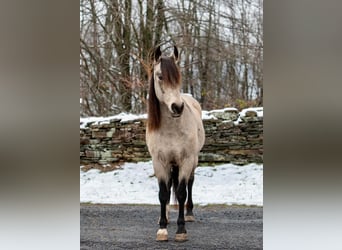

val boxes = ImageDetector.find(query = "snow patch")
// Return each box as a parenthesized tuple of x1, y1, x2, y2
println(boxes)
(240, 107, 263, 117)
(80, 113, 147, 129)
(80, 162, 263, 206)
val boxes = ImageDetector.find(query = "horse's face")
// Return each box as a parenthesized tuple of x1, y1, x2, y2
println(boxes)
(153, 46, 184, 117)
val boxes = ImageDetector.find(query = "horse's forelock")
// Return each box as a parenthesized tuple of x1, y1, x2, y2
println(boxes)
(160, 57, 181, 87)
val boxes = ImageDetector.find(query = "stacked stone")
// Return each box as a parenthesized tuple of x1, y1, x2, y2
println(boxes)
(80, 118, 149, 165)
(80, 109, 263, 166)
(201, 116, 263, 165)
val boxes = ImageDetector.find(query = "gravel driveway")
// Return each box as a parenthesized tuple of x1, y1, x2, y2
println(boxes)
(81, 204, 262, 249)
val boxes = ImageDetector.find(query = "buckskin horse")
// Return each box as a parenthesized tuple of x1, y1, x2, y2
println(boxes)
(146, 45, 205, 242)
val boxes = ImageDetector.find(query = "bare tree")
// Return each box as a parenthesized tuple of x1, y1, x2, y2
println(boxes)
(80, 0, 263, 116)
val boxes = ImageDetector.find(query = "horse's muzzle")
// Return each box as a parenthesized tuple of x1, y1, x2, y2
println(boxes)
(171, 102, 184, 117)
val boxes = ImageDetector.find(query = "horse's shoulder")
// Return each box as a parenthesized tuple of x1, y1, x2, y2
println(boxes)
(181, 94, 202, 117)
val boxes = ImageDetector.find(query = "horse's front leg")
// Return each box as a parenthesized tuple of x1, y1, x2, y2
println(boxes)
(156, 180, 169, 241)
(185, 171, 195, 222)
(175, 178, 188, 242)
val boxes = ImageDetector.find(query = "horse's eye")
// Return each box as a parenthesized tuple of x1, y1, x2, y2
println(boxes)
(158, 75, 163, 81)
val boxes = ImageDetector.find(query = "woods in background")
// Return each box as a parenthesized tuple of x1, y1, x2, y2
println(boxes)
(80, 0, 263, 116)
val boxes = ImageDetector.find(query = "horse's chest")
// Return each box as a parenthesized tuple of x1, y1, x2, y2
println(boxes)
(157, 130, 192, 147)
(148, 131, 193, 162)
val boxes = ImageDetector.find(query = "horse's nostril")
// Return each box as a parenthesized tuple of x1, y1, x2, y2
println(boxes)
(171, 102, 184, 115)
(171, 103, 178, 114)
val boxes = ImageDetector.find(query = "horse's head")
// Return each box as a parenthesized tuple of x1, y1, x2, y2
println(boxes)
(153, 46, 184, 117)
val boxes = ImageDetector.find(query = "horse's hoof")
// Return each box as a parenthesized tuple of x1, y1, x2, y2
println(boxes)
(175, 233, 188, 242)
(156, 229, 168, 241)
(185, 215, 195, 222)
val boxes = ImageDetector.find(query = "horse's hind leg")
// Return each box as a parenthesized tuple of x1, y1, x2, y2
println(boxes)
(175, 178, 188, 242)
(156, 180, 169, 241)
(185, 171, 195, 222)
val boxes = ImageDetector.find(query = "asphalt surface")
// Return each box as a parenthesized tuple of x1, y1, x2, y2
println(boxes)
(80, 204, 263, 249)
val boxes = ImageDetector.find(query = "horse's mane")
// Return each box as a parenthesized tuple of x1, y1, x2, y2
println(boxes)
(147, 71, 161, 131)
(147, 57, 181, 131)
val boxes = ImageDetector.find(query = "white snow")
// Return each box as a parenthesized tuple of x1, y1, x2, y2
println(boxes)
(80, 112, 147, 129)
(80, 162, 263, 206)
(202, 107, 240, 120)
(80, 107, 263, 128)
(240, 107, 263, 117)
(201, 111, 217, 120)
(234, 107, 263, 125)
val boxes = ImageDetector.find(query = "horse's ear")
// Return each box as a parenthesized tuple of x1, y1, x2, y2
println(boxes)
(154, 46, 162, 62)
(173, 46, 179, 62)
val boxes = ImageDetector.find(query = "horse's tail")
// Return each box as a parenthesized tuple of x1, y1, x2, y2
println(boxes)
(170, 164, 179, 205)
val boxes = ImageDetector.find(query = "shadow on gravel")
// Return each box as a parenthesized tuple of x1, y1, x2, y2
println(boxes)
(81, 204, 262, 249)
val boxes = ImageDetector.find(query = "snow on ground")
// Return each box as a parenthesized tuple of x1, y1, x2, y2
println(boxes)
(80, 162, 263, 206)
(80, 107, 263, 206)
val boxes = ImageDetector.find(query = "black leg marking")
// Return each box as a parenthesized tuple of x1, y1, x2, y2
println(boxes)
(186, 172, 195, 220)
(171, 165, 179, 204)
(176, 179, 187, 235)
(159, 180, 169, 229)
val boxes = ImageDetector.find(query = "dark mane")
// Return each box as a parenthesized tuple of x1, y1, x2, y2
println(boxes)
(147, 72, 161, 131)
(147, 56, 181, 131)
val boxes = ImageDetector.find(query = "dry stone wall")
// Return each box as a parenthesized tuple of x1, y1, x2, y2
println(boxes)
(80, 109, 263, 166)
